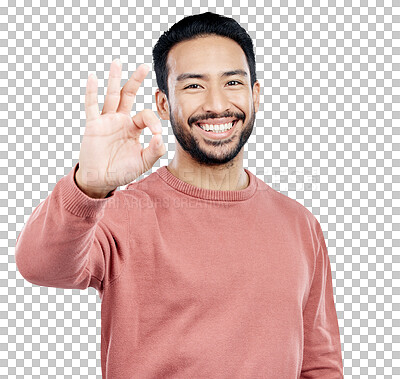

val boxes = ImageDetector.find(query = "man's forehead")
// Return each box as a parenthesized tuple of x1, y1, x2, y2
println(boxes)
(166, 36, 250, 82)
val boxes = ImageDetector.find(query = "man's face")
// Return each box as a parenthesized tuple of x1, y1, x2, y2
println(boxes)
(157, 35, 260, 166)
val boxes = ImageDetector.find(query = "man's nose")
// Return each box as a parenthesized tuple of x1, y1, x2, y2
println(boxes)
(201, 86, 230, 114)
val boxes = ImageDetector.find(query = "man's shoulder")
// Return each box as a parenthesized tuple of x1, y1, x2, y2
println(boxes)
(254, 175, 320, 229)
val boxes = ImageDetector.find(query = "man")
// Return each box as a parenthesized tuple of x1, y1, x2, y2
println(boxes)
(15, 12, 344, 378)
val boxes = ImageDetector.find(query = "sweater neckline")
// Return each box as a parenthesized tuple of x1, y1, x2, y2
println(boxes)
(156, 166, 257, 201)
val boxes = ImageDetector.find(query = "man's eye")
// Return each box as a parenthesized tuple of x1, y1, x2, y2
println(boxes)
(185, 84, 200, 89)
(184, 81, 241, 90)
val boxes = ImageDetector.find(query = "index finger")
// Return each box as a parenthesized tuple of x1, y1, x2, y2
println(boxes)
(85, 73, 100, 123)
(117, 64, 150, 114)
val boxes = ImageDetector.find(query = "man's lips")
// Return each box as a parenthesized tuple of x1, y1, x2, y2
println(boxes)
(194, 119, 239, 139)
(195, 117, 238, 126)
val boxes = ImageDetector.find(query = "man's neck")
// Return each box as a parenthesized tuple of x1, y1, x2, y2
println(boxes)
(166, 161, 249, 191)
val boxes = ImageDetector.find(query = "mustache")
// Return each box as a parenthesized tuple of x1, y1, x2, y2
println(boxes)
(189, 112, 245, 125)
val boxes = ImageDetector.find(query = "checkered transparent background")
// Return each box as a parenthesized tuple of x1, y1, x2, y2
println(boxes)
(2, 0, 399, 378)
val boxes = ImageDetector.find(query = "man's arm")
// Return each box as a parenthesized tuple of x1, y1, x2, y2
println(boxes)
(300, 225, 344, 378)
(15, 163, 118, 293)
(15, 61, 163, 293)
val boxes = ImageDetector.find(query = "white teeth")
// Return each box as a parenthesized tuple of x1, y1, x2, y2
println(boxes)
(198, 121, 235, 133)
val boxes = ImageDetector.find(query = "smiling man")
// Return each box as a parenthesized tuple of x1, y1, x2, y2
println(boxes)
(155, 33, 259, 191)
(15, 12, 344, 379)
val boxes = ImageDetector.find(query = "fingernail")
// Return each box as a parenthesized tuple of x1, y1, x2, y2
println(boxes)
(89, 72, 96, 79)
(114, 58, 122, 67)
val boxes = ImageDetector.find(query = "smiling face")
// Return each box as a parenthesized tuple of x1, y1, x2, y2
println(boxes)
(156, 35, 260, 167)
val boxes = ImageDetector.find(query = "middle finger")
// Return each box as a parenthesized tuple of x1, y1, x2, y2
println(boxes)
(101, 59, 123, 114)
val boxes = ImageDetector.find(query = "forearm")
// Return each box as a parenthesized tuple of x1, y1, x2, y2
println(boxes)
(15, 163, 112, 289)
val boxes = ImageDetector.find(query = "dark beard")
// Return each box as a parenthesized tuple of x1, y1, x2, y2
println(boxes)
(168, 105, 256, 167)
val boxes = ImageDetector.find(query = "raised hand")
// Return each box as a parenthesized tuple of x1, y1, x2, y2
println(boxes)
(76, 59, 165, 198)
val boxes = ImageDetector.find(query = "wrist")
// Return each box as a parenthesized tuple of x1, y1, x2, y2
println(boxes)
(74, 168, 113, 199)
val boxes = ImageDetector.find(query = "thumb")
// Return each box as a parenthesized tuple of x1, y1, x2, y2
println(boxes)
(153, 134, 165, 154)
(142, 134, 165, 167)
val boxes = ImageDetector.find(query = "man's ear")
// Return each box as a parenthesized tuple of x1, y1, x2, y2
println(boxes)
(252, 80, 261, 113)
(155, 89, 170, 120)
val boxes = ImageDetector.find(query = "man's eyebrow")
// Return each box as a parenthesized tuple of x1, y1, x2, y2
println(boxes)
(176, 70, 248, 82)
(221, 70, 248, 78)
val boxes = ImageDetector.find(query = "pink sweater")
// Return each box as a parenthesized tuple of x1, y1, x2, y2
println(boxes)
(15, 163, 344, 378)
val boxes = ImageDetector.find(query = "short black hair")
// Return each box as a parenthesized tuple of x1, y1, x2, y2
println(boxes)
(152, 12, 257, 100)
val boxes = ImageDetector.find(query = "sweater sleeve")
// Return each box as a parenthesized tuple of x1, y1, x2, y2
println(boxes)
(300, 224, 344, 378)
(15, 163, 120, 294)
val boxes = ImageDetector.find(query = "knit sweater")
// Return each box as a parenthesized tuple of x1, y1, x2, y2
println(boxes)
(15, 162, 344, 378)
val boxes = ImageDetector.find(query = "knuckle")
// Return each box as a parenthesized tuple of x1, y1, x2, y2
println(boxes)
(141, 108, 154, 117)
(140, 109, 158, 125)
(107, 90, 120, 96)
(132, 71, 142, 82)
(121, 87, 136, 97)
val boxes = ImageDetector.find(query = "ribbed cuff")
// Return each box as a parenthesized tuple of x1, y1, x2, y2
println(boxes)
(57, 162, 117, 219)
